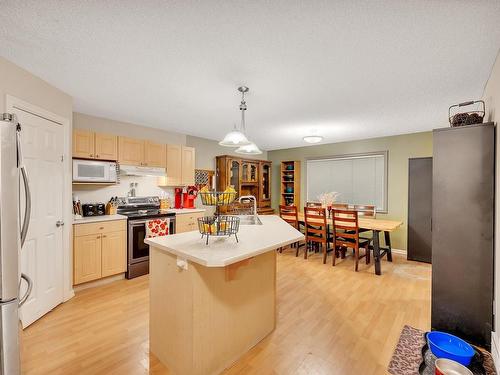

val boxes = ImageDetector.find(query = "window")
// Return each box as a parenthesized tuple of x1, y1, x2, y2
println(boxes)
(306, 151, 388, 212)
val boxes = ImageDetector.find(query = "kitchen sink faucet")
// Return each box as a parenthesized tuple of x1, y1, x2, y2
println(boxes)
(238, 195, 257, 220)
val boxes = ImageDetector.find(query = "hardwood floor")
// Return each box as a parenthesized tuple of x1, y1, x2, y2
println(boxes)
(21, 249, 431, 374)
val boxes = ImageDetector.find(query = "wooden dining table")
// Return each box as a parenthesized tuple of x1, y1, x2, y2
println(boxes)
(296, 212, 402, 275)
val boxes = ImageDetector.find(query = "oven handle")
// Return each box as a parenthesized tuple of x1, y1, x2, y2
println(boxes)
(128, 217, 176, 226)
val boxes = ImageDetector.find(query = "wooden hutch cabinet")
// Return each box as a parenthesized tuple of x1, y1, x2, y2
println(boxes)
(215, 156, 274, 214)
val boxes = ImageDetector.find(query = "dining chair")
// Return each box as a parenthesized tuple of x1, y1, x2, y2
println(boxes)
(331, 209, 370, 271)
(304, 206, 330, 263)
(353, 204, 376, 237)
(279, 205, 304, 256)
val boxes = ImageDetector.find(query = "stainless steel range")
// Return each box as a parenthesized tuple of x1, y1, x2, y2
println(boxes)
(116, 196, 176, 279)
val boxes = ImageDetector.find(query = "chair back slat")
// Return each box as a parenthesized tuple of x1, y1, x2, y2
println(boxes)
(279, 205, 299, 229)
(332, 203, 349, 210)
(353, 204, 376, 218)
(306, 201, 322, 208)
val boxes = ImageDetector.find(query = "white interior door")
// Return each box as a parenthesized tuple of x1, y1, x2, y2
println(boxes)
(14, 108, 65, 328)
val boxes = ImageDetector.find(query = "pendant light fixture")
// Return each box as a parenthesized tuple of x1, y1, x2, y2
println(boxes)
(235, 142, 262, 155)
(219, 86, 258, 150)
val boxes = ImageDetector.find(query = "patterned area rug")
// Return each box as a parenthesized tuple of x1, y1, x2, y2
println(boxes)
(388, 325, 497, 375)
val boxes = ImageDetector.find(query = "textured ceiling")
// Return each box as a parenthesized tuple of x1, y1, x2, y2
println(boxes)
(1, 1, 500, 150)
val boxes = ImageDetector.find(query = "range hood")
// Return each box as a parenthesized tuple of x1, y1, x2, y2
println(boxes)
(119, 164, 166, 177)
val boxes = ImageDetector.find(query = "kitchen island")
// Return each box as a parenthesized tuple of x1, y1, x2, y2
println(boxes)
(145, 215, 303, 375)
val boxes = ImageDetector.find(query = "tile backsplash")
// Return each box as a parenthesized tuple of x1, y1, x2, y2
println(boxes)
(73, 175, 175, 204)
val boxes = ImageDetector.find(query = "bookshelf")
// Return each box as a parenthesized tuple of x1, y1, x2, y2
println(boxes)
(280, 161, 301, 207)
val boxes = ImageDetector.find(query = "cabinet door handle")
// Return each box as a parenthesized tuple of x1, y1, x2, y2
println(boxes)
(96, 154, 99, 158)
(99, 226, 104, 230)
(96, 236, 101, 239)
(90, 154, 94, 157)
(102, 235, 107, 238)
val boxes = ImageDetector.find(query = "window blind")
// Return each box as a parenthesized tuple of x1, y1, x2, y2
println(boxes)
(306, 152, 387, 212)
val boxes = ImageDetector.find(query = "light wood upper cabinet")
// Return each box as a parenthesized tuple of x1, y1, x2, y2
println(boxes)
(73, 130, 118, 161)
(181, 146, 195, 185)
(94, 133, 118, 161)
(74, 234, 102, 285)
(145, 141, 166, 168)
(101, 231, 126, 277)
(118, 137, 145, 166)
(164, 144, 182, 186)
(73, 129, 95, 159)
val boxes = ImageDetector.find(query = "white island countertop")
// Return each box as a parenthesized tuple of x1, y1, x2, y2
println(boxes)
(145, 215, 303, 267)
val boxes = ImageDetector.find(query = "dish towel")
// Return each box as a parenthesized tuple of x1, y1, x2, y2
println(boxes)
(146, 218, 170, 238)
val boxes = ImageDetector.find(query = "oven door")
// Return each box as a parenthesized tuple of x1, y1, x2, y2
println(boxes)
(128, 217, 175, 265)
(128, 219, 150, 265)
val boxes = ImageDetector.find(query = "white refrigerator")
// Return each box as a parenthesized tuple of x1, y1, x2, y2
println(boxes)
(0, 113, 32, 374)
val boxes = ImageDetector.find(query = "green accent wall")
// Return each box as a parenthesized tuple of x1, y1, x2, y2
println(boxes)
(267, 131, 433, 251)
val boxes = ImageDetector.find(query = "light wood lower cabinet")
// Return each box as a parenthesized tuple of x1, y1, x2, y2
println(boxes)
(175, 212, 204, 233)
(101, 231, 127, 277)
(73, 220, 127, 285)
(74, 234, 102, 284)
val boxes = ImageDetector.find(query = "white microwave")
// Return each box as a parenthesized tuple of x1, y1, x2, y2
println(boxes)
(72, 159, 118, 183)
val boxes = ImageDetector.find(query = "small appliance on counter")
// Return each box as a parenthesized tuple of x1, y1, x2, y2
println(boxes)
(174, 186, 199, 209)
(174, 187, 183, 209)
(183, 185, 199, 209)
(82, 202, 106, 217)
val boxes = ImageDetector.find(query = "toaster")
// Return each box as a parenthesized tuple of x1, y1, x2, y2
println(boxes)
(82, 203, 105, 217)
(82, 204, 97, 217)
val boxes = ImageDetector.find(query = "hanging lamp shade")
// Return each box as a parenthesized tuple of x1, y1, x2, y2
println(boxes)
(235, 142, 263, 155)
(218, 125, 251, 147)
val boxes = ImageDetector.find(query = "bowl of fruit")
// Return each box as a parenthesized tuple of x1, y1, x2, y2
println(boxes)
(197, 215, 240, 245)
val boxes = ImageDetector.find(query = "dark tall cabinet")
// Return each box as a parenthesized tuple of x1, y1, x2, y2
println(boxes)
(407, 157, 432, 263)
(432, 123, 495, 349)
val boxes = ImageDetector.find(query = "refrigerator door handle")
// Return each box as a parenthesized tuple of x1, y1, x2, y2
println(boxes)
(19, 273, 32, 307)
(20, 166, 31, 247)
(16, 124, 31, 247)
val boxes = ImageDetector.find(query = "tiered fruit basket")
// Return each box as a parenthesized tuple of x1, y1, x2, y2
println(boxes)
(198, 189, 239, 245)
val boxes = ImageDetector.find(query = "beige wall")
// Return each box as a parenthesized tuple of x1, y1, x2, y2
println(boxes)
(0, 57, 72, 120)
(73, 112, 186, 145)
(483, 50, 500, 358)
(268, 132, 433, 250)
(186, 135, 268, 170)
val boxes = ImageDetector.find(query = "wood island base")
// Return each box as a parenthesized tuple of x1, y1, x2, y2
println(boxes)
(149, 247, 277, 375)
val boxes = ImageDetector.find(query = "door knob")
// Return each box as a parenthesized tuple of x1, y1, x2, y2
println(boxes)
(56, 220, 65, 227)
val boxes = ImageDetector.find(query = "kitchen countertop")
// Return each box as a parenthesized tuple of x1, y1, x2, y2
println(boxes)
(162, 208, 206, 214)
(73, 214, 128, 224)
(145, 215, 304, 267)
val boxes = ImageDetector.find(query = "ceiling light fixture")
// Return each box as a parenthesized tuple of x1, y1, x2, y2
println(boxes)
(303, 135, 324, 144)
(220, 86, 256, 149)
(235, 142, 263, 155)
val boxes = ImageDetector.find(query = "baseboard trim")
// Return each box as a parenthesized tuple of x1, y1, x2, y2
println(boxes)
(391, 248, 407, 256)
(73, 273, 125, 292)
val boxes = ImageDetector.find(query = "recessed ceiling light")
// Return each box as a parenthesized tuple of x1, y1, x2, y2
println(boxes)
(303, 135, 323, 144)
